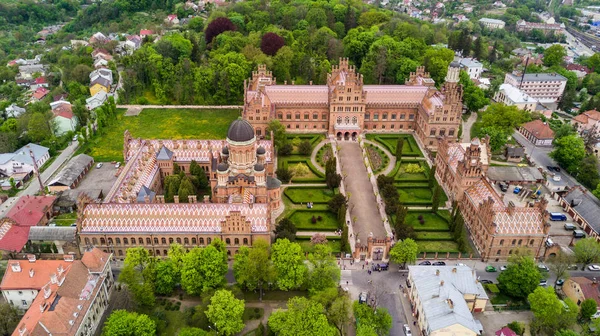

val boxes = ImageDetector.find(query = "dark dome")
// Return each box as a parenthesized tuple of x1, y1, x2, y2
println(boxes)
(222, 146, 229, 155)
(217, 163, 229, 172)
(256, 146, 266, 155)
(227, 118, 255, 142)
(254, 163, 264, 171)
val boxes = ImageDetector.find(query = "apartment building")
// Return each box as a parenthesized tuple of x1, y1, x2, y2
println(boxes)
(479, 18, 506, 30)
(504, 73, 567, 102)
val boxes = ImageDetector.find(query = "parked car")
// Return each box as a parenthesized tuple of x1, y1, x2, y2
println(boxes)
(115, 162, 121, 168)
(500, 266, 507, 271)
(556, 279, 565, 286)
(574, 230, 586, 238)
(513, 186, 522, 194)
(499, 182, 508, 192)
(432, 261, 446, 266)
(485, 266, 497, 272)
(403, 324, 412, 336)
(419, 261, 431, 265)
(359, 292, 368, 304)
(480, 279, 493, 284)
(456, 263, 466, 266)
(568, 264, 579, 270)
(72, 135, 78, 141)
(538, 264, 550, 272)
(539, 280, 548, 286)
(564, 223, 576, 230)
(553, 175, 562, 182)
(589, 265, 600, 271)
(554, 167, 561, 172)
(96, 163, 103, 169)
(372, 263, 389, 271)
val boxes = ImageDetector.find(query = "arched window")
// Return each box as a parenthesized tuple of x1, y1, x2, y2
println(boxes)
(123, 238, 128, 245)
(169, 238, 174, 244)
(118, 250, 123, 256)
(530, 239, 535, 246)
(92, 238, 98, 245)
(243, 238, 249, 245)
(227, 250, 231, 256)
(115, 237, 121, 245)
(107, 238, 113, 245)
(304, 113, 309, 120)
(511, 239, 516, 246)
(153, 237, 158, 244)
(383, 113, 388, 120)
(499, 240, 504, 246)
(430, 129, 436, 136)
(100, 238, 106, 245)
(509, 250, 513, 254)
(497, 250, 501, 255)
(365, 113, 370, 120)
(145, 238, 150, 245)
(156, 250, 161, 256)
(295, 113, 300, 119)
(164, 250, 168, 256)
(184, 238, 189, 245)
(337, 116, 342, 125)
(161, 238, 167, 245)
(226, 238, 231, 245)
(235, 238, 239, 245)
(131, 237, 136, 245)
(439, 129, 446, 136)
(518, 239, 522, 246)
(256, 129, 261, 136)
(176, 238, 181, 244)
(352, 116, 357, 125)
(345, 116, 350, 124)
(192, 237, 197, 245)
(85, 238, 90, 245)
(199, 238, 204, 245)
(207, 238, 212, 244)
(449, 129, 455, 136)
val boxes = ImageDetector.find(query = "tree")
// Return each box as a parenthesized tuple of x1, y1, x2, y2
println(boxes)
(266, 119, 287, 150)
(528, 286, 577, 334)
(431, 185, 442, 212)
(233, 239, 275, 300)
(389, 238, 418, 267)
(555, 330, 580, 336)
(497, 254, 542, 298)
(190, 160, 209, 190)
(325, 157, 341, 190)
(0, 303, 20, 336)
(550, 135, 586, 174)
(327, 293, 352, 336)
(291, 163, 310, 177)
(543, 45, 567, 67)
(154, 259, 179, 295)
(205, 289, 245, 336)
(276, 167, 292, 183)
(187, 17, 204, 32)
(459, 29, 471, 56)
(573, 238, 600, 267)
(261, 32, 285, 56)
(576, 156, 600, 190)
(428, 165, 436, 189)
(298, 140, 312, 156)
(473, 36, 484, 60)
(102, 310, 156, 336)
(328, 194, 347, 214)
(181, 243, 228, 295)
(274, 217, 297, 241)
(178, 328, 209, 336)
(352, 301, 393, 336)
(119, 247, 155, 307)
(205, 17, 236, 44)
(28, 113, 53, 142)
(548, 251, 574, 285)
(271, 239, 308, 290)
(178, 176, 196, 203)
(307, 244, 340, 294)
(269, 297, 337, 336)
(581, 298, 598, 320)
(396, 137, 404, 160)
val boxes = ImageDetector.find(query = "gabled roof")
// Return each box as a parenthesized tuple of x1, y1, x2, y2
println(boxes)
(496, 327, 518, 336)
(48, 154, 93, 187)
(521, 120, 554, 139)
(34, 77, 47, 84)
(6, 195, 56, 227)
(563, 186, 600, 234)
(9, 144, 49, 166)
(28, 226, 77, 242)
(32, 87, 49, 100)
(90, 76, 111, 88)
(136, 186, 156, 203)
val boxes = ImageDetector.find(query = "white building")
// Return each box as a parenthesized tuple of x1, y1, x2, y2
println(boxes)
(459, 58, 483, 79)
(5, 104, 26, 118)
(0, 143, 50, 179)
(494, 83, 539, 111)
(89, 68, 113, 84)
(407, 266, 487, 336)
(504, 73, 567, 102)
(86, 90, 108, 110)
(479, 18, 506, 30)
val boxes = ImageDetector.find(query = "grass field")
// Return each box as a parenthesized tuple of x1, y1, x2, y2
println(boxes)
(284, 187, 335, 204)
(405, 211, 450, 231)
(82, 108, 240, 162)
(289, 210, 339, 231)
(398, 187, 433, 204)
(416, 241, 460, 253)
(414, 231, 454, 240)
(53, 212, 77, 226)
(365, 134, 423, 157)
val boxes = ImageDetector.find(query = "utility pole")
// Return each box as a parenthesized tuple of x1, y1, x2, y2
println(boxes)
(30, 150, 45, 195)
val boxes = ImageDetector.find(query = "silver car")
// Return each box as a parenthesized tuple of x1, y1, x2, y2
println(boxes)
(403, 324, 412, 336)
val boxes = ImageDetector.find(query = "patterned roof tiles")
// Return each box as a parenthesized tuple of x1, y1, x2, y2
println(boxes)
(264, 86, 329, 105)
(363, 86, 428, 105)
(445, 143, 465, 173)
(80, 203, 269, 233)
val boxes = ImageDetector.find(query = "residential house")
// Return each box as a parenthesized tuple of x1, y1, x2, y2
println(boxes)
(125, 35, 142, 51)
(505, 145, 525, 163)
(93, 58, 108, 69)
(86, 91, 108, 110)
(89, 32, 107, 44)
(184, 1, 199, 11)
(453, 14, 469, 23)
(516, 19, 565, 35)
(493, 1, 507, 7)
(30, 77, 49, 91)
(5, 104, 26, 118)
(559, 186, 600, 241)
(18, 65, 46, 80)
(53, 93, 68, 102)
(479, 18, 506, 29)
(140, 29, 154, 37)
(89, 77, 111, 96)
(16, 79, 31, 88)
(90, 49, 113, 62)
(459, 58, 483, 79)
(496, 327, 517, 336)
(0, 144, 50, 180)
(512, 48, 532, 57)
(463, 5, 474, 13)
(563, 277, 600, 308)
(50, 101, 78, 135)
(494, 83, 539, 111)
(89, 68, 113, 84)
(0, 195, 57, 255)
(572, 109, 600, 136)
(566, 64, 592, 78)
(70, 40, 89, 48)
(3, 249, 113, 336)
(504, 73, 567, 102)
(475, 77, 491, 90)
(47, 154, 94, 193)
(519, 120, 554, 146)
(407, 266, 486, 336)
(31, 87, 50, 102)
(164, 14, 180, 25)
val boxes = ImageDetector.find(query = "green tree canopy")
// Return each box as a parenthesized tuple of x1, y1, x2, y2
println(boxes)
(233, 239, 275, 299)
(352, 301, 393, 336)
(271, 239, 308, 290)
(543, 45, 567, 67)
(550, 135, 586, 174)
(205, 289, 245, 336)
(574, 238, 600, 266)
(181, 241, 228, 295)
(389, 238, 418, 267)
(307, 244, 340, 294)
(269, 297, 337, 336)
(497, 254, 542, 298)
(102, 310, 156, 336)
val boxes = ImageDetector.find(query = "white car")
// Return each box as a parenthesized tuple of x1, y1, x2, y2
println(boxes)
(72, 135, 78, 141)
(96, 163, 103, 169)
(115, 162, 121, 168)
(588, 265, 600, 271)
(500, 266, 507, 271)
(539, 280, 548, 286)
(403, 324, 412, 336)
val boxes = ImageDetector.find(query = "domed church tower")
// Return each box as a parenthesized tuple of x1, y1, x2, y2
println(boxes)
(227, 118, 257, 175)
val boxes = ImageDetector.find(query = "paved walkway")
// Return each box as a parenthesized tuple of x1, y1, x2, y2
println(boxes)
(362, 139, 396, 176)
(461, 112, 478, 142)
(296, 231, 342, 237)
(338, 141, 387, 242)
(310, 139, 329, 174)
(117, 104, 243, 116)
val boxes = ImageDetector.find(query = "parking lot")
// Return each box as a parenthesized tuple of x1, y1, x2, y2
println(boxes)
(74, 163, 119, 197)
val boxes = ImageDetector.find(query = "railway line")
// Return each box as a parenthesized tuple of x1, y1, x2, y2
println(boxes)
(566, 27, 600, 50)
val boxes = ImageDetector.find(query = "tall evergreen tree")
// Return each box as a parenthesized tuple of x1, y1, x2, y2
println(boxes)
(431, 185, 441, 212)
(428, 164, 436, 189)
(396, 137, 404, 160)
(344, 4, 357, 31)
(473, 37, 484, 60)
(459, 29, 471, 57)
(488, 42, 498, 63)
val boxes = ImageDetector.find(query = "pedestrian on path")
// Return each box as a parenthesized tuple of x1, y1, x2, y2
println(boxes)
(362, 264, 365, 270)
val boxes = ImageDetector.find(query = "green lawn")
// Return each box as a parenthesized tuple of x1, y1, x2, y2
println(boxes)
(137, 305, 187, 335)
(82, 108, 240, 162)
(284, 187, 334, 204)
(405, 211, 450, 231)
(398, 187, 433, 204)
(416, 241, 460, 252)
(365, 134, 423, 157)
(289, 162, 320, 180)
(53, 212, 77, 226)
(243, 307, 264, 322)
(394, 162, 428, 181)
(414, 231, 454, 240)
(289, 210, 339, 231)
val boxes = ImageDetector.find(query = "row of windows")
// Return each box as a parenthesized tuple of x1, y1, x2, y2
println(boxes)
(365, 113, 414, 121)
(336, 116, 358, 125)
(85, 236, 249, 246)
(287, 124, 328, 129)
(366, 124, 413, 130)
(498, 239, 535, 246)
(429, 129, 455, 136)
(279, 113, 328, 121)
(248, 116, 268, 121)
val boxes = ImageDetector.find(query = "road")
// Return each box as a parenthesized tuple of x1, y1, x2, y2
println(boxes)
(462, 113, 477, 142)
(0, 140, 79, 217)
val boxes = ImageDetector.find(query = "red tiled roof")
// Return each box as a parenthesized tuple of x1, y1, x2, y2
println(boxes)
(34, 77, 47, 84)
(580, 110, 600, 121)
(574, 114, 589, 124)
(140, 29, 153, 36)
(32, 87, 49, 100)
(570, 277, 600, 305)
(6, 196, 56, 227)
(0, 259, 70, 290)
(496, 327, 517, 336)
(52, 104, 74, 119)
(566, 64, 591, 73)
(0, 221, 30, 252)
(521, 120, 554, 139)
(81, 248, 111, 272)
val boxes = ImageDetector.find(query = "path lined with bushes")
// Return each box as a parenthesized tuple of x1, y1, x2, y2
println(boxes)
(362, 139, 396, 176)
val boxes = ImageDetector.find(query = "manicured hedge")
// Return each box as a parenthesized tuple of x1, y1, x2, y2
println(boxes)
(365, 134, 423, 157)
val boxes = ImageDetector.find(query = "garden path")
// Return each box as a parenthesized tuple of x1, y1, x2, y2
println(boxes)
(338, 141, 388, 242)
(296, 231, 341, 237)
(362, 139, 396, 176)
(240, 301, 287, 335)
(310, 139, 329, 174)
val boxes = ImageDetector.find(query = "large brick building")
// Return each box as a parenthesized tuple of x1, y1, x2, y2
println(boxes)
(436, 137, 550, 261)
(77, 120, 280, 258)
(243, 58, 463, 151)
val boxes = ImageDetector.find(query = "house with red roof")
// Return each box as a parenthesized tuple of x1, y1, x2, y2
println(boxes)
(90, 48, 113, 62)
(573, 109, 600, 137)
(30, 76, 49, 91)
(31, 87, 49, 102)
(164, 14, 180, 25)
(50, 101, 78, 135)
(566, 64, 592, 78)
(0, 196, 56, 255)
(140, 29, 154, 37)
(519, 119, 555, 146)
(496, 327, 517, 336)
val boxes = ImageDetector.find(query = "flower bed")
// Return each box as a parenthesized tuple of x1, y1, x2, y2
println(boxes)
(366, 144, 389, 174)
